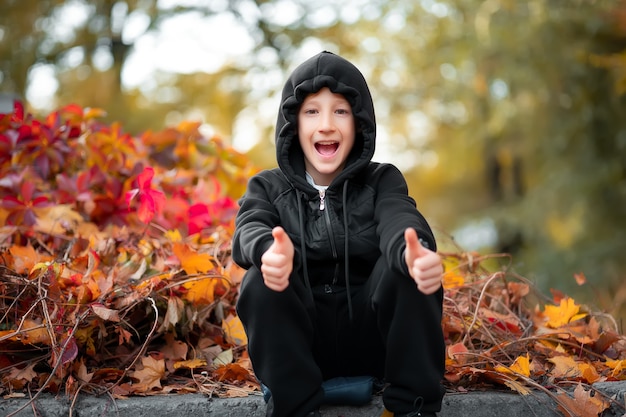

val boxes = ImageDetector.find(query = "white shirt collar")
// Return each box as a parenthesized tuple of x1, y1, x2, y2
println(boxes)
(305, 172, 328, 191)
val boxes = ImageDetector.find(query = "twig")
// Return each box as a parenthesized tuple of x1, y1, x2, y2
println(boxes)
(103, 297, 160, 394)
(6, 309, 90, 417)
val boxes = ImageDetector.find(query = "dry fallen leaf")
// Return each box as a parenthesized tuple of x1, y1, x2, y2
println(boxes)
(555, 383, 609, 417)
(130, 355, 166, 392)
(91, 303, 120, 322)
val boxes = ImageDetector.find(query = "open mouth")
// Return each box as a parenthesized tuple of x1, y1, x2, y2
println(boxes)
(315, 142, 339, 156)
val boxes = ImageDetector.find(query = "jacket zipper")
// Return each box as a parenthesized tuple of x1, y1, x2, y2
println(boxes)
(319, 190, 339, 284)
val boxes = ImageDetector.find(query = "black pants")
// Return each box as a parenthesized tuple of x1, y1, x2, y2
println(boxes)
(236, 256, 445, 417)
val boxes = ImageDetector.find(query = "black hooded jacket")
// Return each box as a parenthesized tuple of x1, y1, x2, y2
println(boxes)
(232, 51, 436, 296)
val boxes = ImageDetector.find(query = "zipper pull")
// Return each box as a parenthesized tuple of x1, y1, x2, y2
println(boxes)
(319, 189, 326, 211)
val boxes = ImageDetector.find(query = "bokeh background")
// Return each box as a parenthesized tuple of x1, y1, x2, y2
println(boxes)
(1, 0, 625, 323)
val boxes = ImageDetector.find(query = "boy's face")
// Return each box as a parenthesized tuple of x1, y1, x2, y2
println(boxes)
(298, 87, 355, 186)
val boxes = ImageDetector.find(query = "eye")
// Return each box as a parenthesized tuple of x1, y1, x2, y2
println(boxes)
(336, 108, 351, 115)
(302, 108, 318, 115)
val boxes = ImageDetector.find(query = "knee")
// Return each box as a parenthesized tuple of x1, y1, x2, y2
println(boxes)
(236, 268, 313, 320)
(373, 272, 443, 315)
(236, 268, 269, 318)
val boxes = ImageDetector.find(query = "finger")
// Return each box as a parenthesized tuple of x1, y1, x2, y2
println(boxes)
(271, 227, 288, 252)
(265, 279, 288, 292)
(404, 228, 420, 259)
(417, 278, 442, 295)
(405, 227, 431, 258)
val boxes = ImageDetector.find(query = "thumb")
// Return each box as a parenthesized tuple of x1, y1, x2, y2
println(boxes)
(404, 228, 429, 259)
(271, 226, 288, 253)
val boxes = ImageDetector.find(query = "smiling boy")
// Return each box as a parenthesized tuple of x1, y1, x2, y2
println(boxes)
(233, 51, 446, 417)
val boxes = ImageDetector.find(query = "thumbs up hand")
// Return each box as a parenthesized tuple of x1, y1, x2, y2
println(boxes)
(261, 227, 295, 292)
(404, 228, 443, 295)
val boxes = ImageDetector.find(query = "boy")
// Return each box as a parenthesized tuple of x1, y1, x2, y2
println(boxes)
(232, 51, 445, 417)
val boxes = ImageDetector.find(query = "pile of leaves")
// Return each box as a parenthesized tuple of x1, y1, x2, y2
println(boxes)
(0, 102, 624, 417)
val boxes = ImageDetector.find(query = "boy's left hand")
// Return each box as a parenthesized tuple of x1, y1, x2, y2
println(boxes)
(404, 228, 443, 295)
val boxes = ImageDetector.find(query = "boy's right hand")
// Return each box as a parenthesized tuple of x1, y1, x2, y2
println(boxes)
(260, 227, 294, 292)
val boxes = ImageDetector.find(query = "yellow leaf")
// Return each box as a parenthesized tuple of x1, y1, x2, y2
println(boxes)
(606, 359, 626, 377)
(165, 229, 183, 242)
(502, 378, 531, 395)
(548, 356, 581, 379)
(222, 314, 248, 346)
(172, 242, 215, 275)
(34, 205, 84, 235)
(543, 298, 587, 328)
(173, 358, 207, 370)
(442, 257, 465, 289)
(509, 354, 531, 377)
(493, 355, 530, 378)
(182, 277, 220, 304)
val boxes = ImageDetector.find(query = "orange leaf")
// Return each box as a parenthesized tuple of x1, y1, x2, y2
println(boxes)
(447, 342, 469, 364)
(555, 383, 609, 417)
(213, 363, 251, 383)
(8, 245, 52, 275)
(543, 297, 587, 328)
(578, 362, 600, 383)
(507, 281, 529, 304)
(172, 242, 215, 275)
(18, 319, 52, 345)
(574, 272, 587, 286)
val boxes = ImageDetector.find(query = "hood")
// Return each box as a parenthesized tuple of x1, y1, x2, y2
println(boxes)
(275, 51, 376, 190)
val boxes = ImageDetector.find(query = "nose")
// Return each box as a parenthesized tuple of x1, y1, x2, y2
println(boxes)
(318, 111, 336, 133)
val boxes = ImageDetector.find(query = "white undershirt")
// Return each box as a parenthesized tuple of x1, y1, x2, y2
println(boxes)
(305, 172, 328, 191)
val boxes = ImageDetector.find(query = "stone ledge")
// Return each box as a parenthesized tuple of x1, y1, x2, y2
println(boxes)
(2, 381, 624, 416)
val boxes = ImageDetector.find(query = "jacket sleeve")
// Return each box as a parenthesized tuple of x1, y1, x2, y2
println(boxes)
(231, 172, 281, 270)
(373, 164, 437, 276)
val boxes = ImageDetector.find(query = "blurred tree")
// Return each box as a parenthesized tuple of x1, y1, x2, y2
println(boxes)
(1, 0, 625, 319)
(248, 0, 626, 319)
